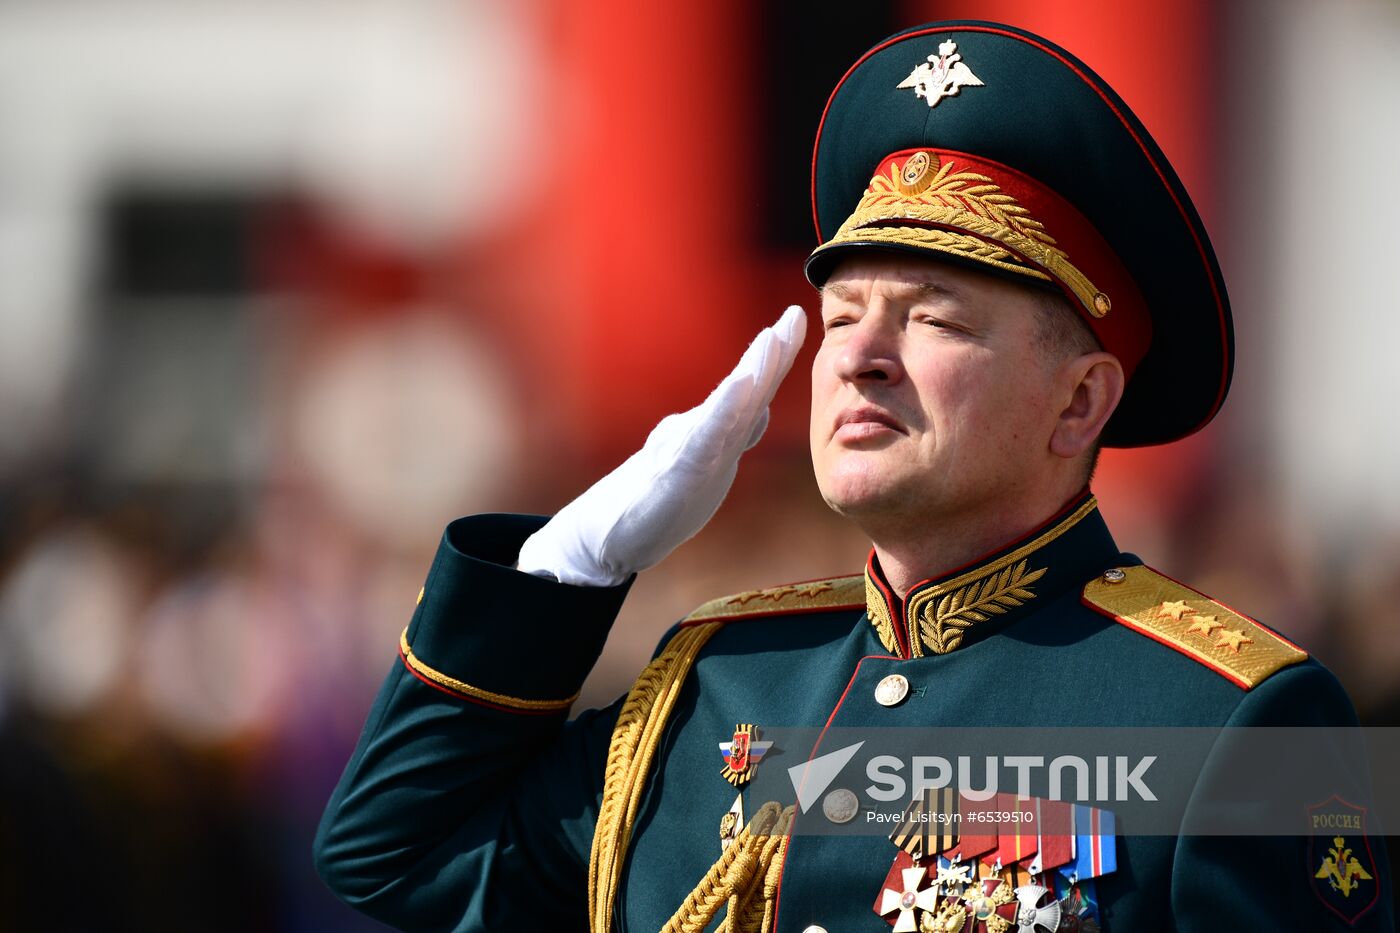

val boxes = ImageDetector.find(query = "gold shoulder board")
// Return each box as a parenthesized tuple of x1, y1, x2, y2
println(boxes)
(684, 574, 865, 623)
(1083, 565, 1307, 690)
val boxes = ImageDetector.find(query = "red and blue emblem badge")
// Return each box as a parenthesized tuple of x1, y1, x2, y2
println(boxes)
(719, 723, 772, 786)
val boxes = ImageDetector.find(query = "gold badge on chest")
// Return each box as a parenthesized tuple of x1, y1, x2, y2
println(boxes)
(719, 723, 772, 787)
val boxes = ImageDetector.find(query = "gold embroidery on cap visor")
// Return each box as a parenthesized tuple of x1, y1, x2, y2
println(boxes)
(811, 152, 1110, 320)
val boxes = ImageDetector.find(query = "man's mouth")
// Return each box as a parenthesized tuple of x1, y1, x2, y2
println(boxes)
(834, 406, 906, 440)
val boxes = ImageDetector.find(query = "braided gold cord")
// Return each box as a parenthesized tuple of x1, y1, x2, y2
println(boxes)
(663, 802, 795, 933)
(720, 839, 764, 933)
(735, 807, 795, 933)
(745, 817, 792, 933)
(719, 842, 771, 933)
(658, 816, 760, 933)
(716, 845, 762, 933)
(585, 619, 795, 933)
(757, 834, 791, 933)
(588, 622, 720, 933)
(666, 815, 763, 933)
(677, 852, 740, 931)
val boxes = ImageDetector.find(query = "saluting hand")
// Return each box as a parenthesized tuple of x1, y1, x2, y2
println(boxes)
(516, 305, 808, 586)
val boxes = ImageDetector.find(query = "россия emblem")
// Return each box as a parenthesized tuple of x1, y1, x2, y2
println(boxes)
(897, 39, 984, 108)
(1306, 795, 1380, 925)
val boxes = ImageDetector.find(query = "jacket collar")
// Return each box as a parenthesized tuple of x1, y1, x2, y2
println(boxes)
(864, 492, 1115, 658)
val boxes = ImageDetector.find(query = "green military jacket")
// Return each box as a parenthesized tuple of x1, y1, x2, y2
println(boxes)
(315, 494, 1394, 932)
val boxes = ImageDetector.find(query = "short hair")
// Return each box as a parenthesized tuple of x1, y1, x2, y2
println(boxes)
(1033, 289, 1102, 362)
(1033, 290, 1105, 483)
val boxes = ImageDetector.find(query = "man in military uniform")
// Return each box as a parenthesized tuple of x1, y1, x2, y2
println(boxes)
(314, 21, 1394, 932)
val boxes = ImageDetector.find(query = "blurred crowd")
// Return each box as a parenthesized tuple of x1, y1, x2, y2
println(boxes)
(1, 0, 1397, 930)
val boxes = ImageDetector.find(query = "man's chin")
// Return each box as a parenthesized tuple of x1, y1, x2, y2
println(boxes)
(818, 483, 910, 526)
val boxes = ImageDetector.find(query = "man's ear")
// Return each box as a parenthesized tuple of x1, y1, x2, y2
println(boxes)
(1050, 352, 1125, 459)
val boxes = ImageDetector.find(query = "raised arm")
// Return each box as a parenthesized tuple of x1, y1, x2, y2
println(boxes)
(313, 308, 806, 931)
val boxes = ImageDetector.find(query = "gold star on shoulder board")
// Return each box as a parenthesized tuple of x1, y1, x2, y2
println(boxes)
(1083, 565, 1308, 690)
(1214, 629, 1253, 653)
(1155, 600, 1194, 621)
(1185, 615, 1223, 638)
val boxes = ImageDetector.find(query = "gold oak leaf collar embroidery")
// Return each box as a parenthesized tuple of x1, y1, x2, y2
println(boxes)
(865, 496, 1108, 658)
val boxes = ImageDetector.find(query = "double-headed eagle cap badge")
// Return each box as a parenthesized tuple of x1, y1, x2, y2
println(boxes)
(897, 40, 984, 108)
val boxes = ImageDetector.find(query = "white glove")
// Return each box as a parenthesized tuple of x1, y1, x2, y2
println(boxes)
(516, 305, 808, 586)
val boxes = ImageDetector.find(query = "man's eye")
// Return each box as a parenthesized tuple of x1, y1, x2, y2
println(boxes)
(823, 318, 852, 330)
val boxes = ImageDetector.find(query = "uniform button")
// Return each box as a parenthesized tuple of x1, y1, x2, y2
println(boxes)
(802, 927, 828, 933)
(822, 788, 859, 824)
(1102, 568, 1126, 583)
(874, 673, 910, 707)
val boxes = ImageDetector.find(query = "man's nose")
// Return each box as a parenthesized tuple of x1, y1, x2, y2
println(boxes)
(833, 316, 904, 383)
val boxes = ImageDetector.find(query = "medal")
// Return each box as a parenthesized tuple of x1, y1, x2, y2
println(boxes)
(923, 899, 970, 932)
(719, 723, 772, 787)
(959, 876, 1017, 933)
(1006, 882, 1060, 932)
(876, 788, 964, 931)
(1050, 876, 1100, 933)
(890, 787, 959, 858)
(875, 851, 941, 932)
(933, 856, 974, 901)
(719, 793, 744, 852)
